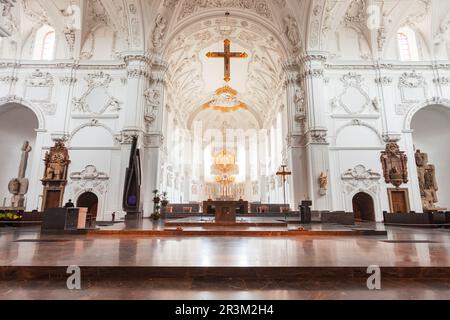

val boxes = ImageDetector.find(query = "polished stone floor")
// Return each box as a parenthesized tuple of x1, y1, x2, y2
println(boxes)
(1, 222, 450, 299)
(0, 223, 449, 267)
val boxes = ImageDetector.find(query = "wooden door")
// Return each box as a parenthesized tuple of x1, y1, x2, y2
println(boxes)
(388, 189, 410, 213)
(44, 190, 61, 210)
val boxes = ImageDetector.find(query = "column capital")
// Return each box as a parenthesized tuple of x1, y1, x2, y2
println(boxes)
(306, 129, 328, 145)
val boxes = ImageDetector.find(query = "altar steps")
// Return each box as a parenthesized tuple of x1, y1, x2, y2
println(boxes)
(2, 265, 450, 282)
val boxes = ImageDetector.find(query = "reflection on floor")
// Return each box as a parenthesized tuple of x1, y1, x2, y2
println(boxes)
(1, 220, 450, 299)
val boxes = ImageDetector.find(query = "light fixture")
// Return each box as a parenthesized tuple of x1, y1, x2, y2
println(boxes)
(202, 85, 247, 113)
(218, 11, 234, 37)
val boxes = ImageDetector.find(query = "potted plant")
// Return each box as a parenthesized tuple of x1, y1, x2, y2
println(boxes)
(151, 190, 169, 220)
(151, 190, 161, 220)
(160, 192, 169, 208)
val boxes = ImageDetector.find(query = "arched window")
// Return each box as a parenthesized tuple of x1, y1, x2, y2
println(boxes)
(397, 27, 419, 61)
(41, 31, 55, 60)
(32, 25, 56, 60)
(397, 32, 411, 61)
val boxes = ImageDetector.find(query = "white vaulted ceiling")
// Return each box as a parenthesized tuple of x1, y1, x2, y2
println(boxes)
(164, 13, 287, 127)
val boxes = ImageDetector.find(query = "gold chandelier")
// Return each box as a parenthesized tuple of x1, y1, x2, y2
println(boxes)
(202, 85, 248, 113)
(213, 148, 236, 174)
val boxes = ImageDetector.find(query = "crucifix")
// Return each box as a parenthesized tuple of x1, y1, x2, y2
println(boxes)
(276, 164, 292, 221)
(206, 39, 248, 82)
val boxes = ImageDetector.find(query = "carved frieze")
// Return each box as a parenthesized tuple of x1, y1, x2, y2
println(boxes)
(398, 70, 427, 103)
(341, 164, 381, 195)
(70, 165, 109, 198)
(177, 0, 273, 21)
(333, 72, 373, 115)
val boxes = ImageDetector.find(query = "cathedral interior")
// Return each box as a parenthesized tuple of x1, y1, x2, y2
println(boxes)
(0, 0, 450, 302)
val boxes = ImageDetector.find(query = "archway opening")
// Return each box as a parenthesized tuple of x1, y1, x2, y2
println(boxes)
(0, 103, 39, 208)
(411, 104, 450, 210)
(160, 12, 288, 205)
(76, 192, 99, 219)
(352, 192, 375, 222)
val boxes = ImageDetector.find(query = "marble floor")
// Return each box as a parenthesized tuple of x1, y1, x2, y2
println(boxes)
(1, 222, 450, 299)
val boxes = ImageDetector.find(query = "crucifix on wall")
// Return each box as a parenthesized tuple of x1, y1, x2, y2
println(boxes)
(206, 39, 248, 82)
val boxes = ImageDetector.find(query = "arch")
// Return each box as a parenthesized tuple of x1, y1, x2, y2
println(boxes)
(0, 103, 39, 207)
(352, 192, 376, 221)
(410, 104, 450, 210)
(404, 98, 450, 131)
(163, 9, 290, 60)
(76, 191, 99, 219)
(32, 25, 56, 60)
(67, 120, 116, 147)
(0, 96, 46, 130)
(335, 120, 383, 147)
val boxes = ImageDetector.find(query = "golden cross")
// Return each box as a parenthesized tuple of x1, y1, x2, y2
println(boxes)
(206, 39, 248, 82)
(276, 164, 292, 183)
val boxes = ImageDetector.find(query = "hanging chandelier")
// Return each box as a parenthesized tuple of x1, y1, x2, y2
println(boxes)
(202, 85, 248, 113)
(213, 148, 237, 174)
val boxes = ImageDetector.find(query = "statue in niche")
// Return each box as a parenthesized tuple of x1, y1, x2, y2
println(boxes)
(415, 150, 439, 211)
(43, 140, 70, 181)
(294, 87, 305, 115)
(6, 141, 32, 208)
(380, 142, 408, 187)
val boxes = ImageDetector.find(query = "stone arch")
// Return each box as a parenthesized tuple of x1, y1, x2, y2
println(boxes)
(67, 120, 116, 147)
(352, 191, 376, 221)
(163, 9, 290, 60)
(409, 101, 450, 210)
(335, 120, 383, 147)
(0, 96, 46, 130)
(404, 98, 450, 131)
(75, 191, 99, 219)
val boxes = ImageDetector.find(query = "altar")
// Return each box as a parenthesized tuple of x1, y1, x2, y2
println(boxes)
(203, 200, 248, 223)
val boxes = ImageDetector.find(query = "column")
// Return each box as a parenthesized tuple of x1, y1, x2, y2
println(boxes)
(118, 52, 150, 217)
(301, 52, 332, 210)
(142, 58, 168, 217)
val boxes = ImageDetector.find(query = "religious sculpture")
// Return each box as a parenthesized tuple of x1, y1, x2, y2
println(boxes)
(41, 140, 70, 210)
(294, 87, 305, 115)
(319, 172, 328, 196)
(380, 142, 408, 187)
(43, 140, 70, 181)
(152, 14, 167, 49)
(284, 15, 300, 47)
(415, 150, 439, 211)
(6, 141, 32, 209)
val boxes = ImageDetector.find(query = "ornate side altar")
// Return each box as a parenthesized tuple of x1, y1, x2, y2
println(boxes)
(41, 140, 70, 211)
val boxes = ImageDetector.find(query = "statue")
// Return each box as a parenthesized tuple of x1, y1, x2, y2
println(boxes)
(415, 150, 439, 211)
(41, 140, 70, 211)
(319, 172, 328, 196)
(43, 140, 70, 181)
(294, 87, 305, 115)
(284, 15, 300, 47)
(6, 141, 32, 209)
(380, 142, 408, 187)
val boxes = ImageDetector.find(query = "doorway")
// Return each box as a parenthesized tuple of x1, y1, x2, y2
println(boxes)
(76, 192, 99, 218)
(352, 192, 375, 221)
(388, 188, 410, 213)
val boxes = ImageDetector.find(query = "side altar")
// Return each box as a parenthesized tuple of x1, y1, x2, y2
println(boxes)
(203, 200, 248, 223)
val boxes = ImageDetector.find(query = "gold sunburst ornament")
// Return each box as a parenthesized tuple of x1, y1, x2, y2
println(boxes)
(202, 85, 248, 113)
